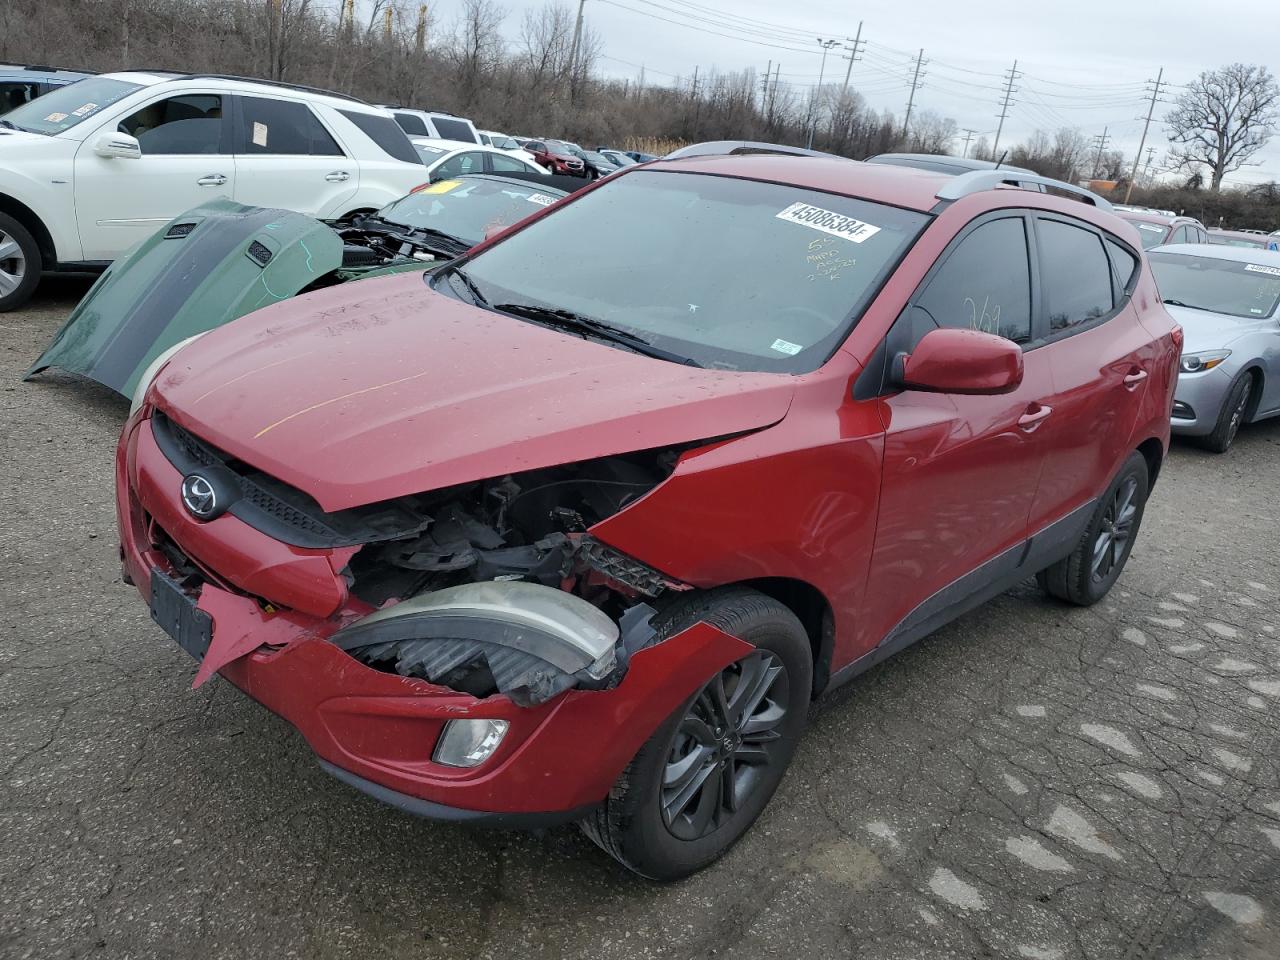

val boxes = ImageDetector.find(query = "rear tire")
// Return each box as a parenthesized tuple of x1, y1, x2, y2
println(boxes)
(1199, 372, 1254, 454)
(0, 212, 41, 312)
(1038, 451, 1148, 606)
(580, 587, 811, 880)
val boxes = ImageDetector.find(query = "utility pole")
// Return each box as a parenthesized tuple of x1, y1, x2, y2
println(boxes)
(691, 65, 701, 139)
(992, 59, 1020, 158)
(761, 59, 772, 112)
(1091, 126, 1111, 178)
(901, 48, 926, 141)
(1123, 67, 1164, 204)
(960, 128, 977, 158)
(840, 21, 865, 97)
(568, 0, 586, 81)
(807, 38, 839, 149)
(1143, 145, 1157, 184)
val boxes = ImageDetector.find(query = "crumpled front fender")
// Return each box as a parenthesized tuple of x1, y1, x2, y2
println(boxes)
(26, 198, 342, 397)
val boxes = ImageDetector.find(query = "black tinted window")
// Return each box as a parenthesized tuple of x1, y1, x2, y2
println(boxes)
(0, 81, 41, 112)
(1105, 238, 1139, 291)
(1039, 219, 1114, 331)
(237, 97, 341, 155)
(339, 109, 421, 163)
(910, 217, 1032, 346)
(432, 117, 476, 142)
(120, 94, 224, 154)
(394, 111, 428, 136)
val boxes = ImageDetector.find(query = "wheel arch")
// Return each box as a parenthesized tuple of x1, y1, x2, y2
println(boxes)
(1135, 436, 1164, 491)
(1238, 363, 1266, 422)
(0, 192, 55, 265)
(734, 576, 834, 699)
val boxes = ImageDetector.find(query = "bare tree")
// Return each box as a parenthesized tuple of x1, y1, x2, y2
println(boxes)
(1166, 63, 1280, 191)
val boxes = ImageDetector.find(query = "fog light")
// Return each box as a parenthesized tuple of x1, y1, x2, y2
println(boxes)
(433, 719, 509, 768)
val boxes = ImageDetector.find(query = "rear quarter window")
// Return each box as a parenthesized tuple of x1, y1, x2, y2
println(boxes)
(394, 112, 428, 136)
(338, 109, 422, 164)
(432, 117, 477, 143)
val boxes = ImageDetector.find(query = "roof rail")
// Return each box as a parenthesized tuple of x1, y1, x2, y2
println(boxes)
(664, 140, 847, 160)
(143, 72, 367, 104)
(936, 170, 1114, 210)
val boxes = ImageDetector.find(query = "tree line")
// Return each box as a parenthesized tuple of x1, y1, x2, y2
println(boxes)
(3, 0, 1276, 226)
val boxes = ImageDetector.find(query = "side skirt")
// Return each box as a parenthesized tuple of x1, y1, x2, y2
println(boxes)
(824, 498, 1097, 693)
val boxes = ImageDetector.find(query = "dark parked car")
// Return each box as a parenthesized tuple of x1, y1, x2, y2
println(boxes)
(572, 148, 622, 180)
(596, 148, 639, 168)
(524, 138, 586, 177)
(117, 152, 1178, 880)
(623, 149, 659, 162)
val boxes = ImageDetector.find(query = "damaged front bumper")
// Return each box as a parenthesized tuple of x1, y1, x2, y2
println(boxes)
(117, 414, 750, 819)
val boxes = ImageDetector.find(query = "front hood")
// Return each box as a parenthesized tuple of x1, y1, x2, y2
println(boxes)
(0, 128, 67, 158)
(154, 273, 795, 512)
(1164, 305, 1250, 354)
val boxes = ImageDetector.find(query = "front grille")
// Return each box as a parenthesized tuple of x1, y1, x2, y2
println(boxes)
(150, 410, 431, 549)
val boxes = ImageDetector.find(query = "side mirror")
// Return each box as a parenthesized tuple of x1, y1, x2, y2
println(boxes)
(94, 132, 142, 160)
(899, 328, 1023, 395)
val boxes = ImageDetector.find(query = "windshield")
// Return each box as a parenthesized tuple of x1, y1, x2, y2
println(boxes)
(453, 169, 929, 372)
(1127, 220, 1171, 249)
(2, 77, 142, 135)
(1149, 252, 1280, 319)
(377, 177, 563, 245)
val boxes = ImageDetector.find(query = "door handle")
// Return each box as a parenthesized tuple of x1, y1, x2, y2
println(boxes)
(1017, 403, 1053, 431)
(1122, 369, 1149, 389)
(325, 171, 351, 182)
(196, 174, 227, 186)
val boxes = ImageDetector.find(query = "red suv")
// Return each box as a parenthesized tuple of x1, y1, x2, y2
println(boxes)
(523, 138, 587, 177)
(118, 153, 1179, 879)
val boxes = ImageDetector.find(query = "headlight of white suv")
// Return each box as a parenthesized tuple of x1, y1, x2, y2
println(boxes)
(1179, 350, 1231, 374)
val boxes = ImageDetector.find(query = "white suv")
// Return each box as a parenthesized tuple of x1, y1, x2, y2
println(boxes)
(387, 108, 481, 145)
(0, 72, 429, 310)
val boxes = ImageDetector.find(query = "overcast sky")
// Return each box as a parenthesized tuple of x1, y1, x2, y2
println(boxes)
(427, 0, 1280, 185)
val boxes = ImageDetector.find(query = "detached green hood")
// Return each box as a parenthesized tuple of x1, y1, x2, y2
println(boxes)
(27, 199, 343, 397)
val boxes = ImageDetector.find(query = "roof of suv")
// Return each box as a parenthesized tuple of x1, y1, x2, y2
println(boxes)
(1153, 243, 1280, 265)
(1115, 210, 1201, 228)
(103, 71, 384, 113)
(867, 152, 1039, 178)
(0, 65, 94, 82)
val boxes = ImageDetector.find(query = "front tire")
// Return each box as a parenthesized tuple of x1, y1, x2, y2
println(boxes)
(1038, 451, 1149, 606)
(581, 587, 811, 879)
(1200, 372, 1254, 454)
(0, 212, 41, 312)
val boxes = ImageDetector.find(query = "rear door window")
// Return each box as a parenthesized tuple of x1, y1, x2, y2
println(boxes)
(1038, 218, 1114, 332)
(432, 150, 486, 180)
(119, 94, 227, 155)
(431, 116, 477, 142)
(235, 97, 342, 155)
(491, 153, 531, 173)
(908, 216, 1033, 347)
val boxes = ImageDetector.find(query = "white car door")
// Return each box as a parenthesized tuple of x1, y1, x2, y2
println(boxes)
(228, 95, 358, 217)
(72, 91, 235, 260)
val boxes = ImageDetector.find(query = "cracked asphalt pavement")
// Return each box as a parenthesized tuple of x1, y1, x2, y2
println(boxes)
(3, 277, 1279, 960)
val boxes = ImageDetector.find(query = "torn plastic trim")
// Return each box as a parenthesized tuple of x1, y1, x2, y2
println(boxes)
(329, 581, 659, 707)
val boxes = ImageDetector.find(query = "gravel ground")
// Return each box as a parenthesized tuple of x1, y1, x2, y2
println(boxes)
(2, 276, 1279, 960)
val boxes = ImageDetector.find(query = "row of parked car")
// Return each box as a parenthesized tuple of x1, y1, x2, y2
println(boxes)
(11, 59, 1280, 877)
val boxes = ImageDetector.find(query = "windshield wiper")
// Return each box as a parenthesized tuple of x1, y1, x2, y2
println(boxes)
(360, 216, 469, 257)
(495, 303, 701, 366)
(0, 119, 20, 131)
(441, 265, 489, 306)
(1162, 298, 1210, 312)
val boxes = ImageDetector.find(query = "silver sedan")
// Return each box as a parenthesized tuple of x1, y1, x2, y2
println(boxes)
(1148, 244, 1280, 452)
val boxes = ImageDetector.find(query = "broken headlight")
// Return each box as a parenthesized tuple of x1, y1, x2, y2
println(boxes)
(331, 580, 621, 706)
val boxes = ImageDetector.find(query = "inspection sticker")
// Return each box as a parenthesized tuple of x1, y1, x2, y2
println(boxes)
(776, 202, 881, 243)
(526, 192, 557, 206)
(252, 122, 268, 147)
(1244, 263, 1280, 277)
(71, 102, 98, 117)
(770, 338, 803, 355)
(44, 112, 68, 122)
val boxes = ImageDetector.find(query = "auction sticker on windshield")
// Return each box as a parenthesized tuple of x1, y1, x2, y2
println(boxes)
(526, 193, 557, 206)
(1244, 263, 1280, 277)
(776, 203, 881, 243)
